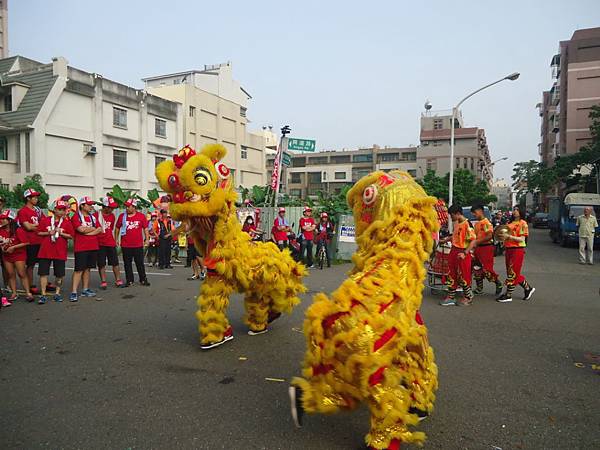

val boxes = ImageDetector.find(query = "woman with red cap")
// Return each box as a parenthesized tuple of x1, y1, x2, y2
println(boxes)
(314, 212, 334, 268)
(0, 209, 33, 303)
(299, 206, 316, 267)
(17, 188, 45, 294)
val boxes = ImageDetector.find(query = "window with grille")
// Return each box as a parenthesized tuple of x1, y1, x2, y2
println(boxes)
(290, 173, 301, 183)
(334, 171, 345, 180)
(352, 154, 373, 163)
(113, 107, 127, 128)
(0, 136, 7, 160)
(155, 156, 166, 167)
(113, 149, 127, 169)
(155, 118, 167, 137)
(241, 146, 248, 159)
(189, 106, 196, 117)
(433, 119, 443, 129)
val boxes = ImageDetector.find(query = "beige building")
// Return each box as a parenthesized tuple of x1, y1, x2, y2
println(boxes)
(539, 27, 600, 164)
(417, 109, 493, 184)
(143, 63, 267, 188)
(267, 145, 417, 198)
(0, 55, 182, 200)
(491, 178, 513, 210)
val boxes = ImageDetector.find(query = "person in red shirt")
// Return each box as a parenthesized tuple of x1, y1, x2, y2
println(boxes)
(70, 196, 103, 302)
(439, 204, 476, 307)
(496, 206, 535, 303)
(471, 204, 503, 296)
(299, 207, 316, 267)
(314, 212, 334, 268)
(0, 209, 32, 302)
(37, 200, 73, 304)
(116, 199, 150, 287)
(17, 188, 45, 293)
(273, 207, 291, 250)
(97, 196, 123, 290)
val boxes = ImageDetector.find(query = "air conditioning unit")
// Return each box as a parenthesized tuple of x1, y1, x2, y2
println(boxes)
(83, 143, 97, 155)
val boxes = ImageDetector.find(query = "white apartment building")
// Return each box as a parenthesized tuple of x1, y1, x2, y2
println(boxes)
(0, 55, 182, 200)
(491, 178, 513, 210)
(143, 63, 268, 188)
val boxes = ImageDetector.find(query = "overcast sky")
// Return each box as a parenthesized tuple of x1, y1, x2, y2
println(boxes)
(11, 0, 600, 181)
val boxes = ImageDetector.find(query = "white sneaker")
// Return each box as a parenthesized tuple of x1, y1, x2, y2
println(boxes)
(248, 328, 268, 336)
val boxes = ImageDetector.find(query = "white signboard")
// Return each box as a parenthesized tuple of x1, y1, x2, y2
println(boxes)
(339, 225, 356, 243)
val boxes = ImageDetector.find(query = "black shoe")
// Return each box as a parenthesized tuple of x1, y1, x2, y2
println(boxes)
(496, 293, 513, 303)
(523, 286, 535, 301)
(268, 311, 282, 324)
(166, 265, 173, 269)
(126, 281, 135, 287)
(140, 280, 151, 286)
(409, 406, 429, 422)
(495, 283, 503, 296)
(288, 385, 304, 428)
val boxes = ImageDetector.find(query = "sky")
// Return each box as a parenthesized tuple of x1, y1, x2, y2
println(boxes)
(10, 0, 600, 181)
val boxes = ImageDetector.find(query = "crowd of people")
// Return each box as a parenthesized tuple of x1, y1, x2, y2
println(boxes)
(438, 204, 536, 306)
(0, 191, 206, 309)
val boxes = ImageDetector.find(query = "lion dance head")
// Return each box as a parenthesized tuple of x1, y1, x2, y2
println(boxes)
(155, 144, 236, 222)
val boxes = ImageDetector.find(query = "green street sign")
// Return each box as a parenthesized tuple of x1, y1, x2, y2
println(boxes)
(287, 138, 316, 152)
(282, 152, 292, 167)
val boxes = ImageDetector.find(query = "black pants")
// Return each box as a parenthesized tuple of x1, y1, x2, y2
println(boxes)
(158, 238, 172, 268)
(300, 240, 313, 266)
(122, 247, 147, 284)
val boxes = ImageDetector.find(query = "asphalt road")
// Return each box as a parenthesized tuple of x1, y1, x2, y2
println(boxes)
(1, 229, 599, 450)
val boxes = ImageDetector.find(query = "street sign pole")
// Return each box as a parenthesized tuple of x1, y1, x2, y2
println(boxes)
(275, 136, 288, 207)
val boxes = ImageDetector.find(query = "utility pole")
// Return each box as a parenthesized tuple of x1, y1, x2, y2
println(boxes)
(268, 125, 291, 206)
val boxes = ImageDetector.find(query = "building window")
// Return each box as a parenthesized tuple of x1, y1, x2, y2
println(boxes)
(155, 156, 166, 167)
(402, 152, 417, 161)
(334, 171, 345, 180)
(3, 93, 11, 112)
(330, 155, 351, 164)
(113, 107, 127, 128)
(422, 141, 429, 146)
(463, 158, 468, 169)
(292, 157, 306, 168)
(470, 158, 474, 170)
(352, 154, 373, 163)
(379, 153, 399, 162)
(290, 189, 302, 198)
(352, 168, 370, 181)
(308, 172, 321, 183)
(322, 172, 327, 181)
(189, 106, 196, 117)
(240, 106, 247, 118)
(432, 141, 441, 147)
(0, 136, 7, 160)
(456, 158, 460, 169)
(0, 182, 8, 191)
(155, 118, 167, 138)
(113, 149, 127, 169)
(308, 156, 328, 165)
(433, 119, 443, 130)
(426, 159, 436, 171)
(407, 169, 417, 177)
(290, 172, 302, 184)
(241, 146, 248, 159)
(25, 132, 30, 173)
(15, 133, 20, 173)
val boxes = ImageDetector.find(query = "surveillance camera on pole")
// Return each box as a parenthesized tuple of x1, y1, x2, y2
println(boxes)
(281, 125, 291, 136)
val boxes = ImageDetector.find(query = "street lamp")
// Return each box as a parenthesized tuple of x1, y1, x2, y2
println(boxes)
(481, 156, 509, 181)
(449, 73, 520, 211)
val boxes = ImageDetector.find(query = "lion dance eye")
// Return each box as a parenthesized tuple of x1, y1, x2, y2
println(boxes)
(193, 167, 212, 186)
(362, 185, 378, 206)
(215, 162, 230, 179)
(168, 173, 180, 189)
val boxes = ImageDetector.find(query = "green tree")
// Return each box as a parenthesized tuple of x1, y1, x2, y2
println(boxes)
(418, 169, 496, 206)
(11, 174, 49, 209)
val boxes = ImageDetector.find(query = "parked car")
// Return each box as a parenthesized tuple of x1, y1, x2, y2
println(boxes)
(462, 206, 492, 227)
(532, 212, 549, 228)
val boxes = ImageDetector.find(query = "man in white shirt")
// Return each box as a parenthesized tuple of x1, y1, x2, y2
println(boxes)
(576, 207, 598, 265)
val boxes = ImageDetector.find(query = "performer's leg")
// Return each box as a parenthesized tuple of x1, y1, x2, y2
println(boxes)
(473, 249, 484, 294)
(195, 275, 233, 345)
(243, 292, 270, 333)
(457, 253, 473, 301)
(480, 246, 502, 294)
(444, 248, 459, 301)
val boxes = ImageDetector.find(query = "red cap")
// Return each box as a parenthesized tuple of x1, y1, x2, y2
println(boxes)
(278, 207, 286, 213)
(303, 206, 312, 213)
(321, 212, 328, 218)
(54, 200, 68, 210)
(79, 196, 95, 206)
(24, 188, 41, 198)
(101, 196, 118, 209)
(124, 198, 137, 207)
(0, 209, 16, 220)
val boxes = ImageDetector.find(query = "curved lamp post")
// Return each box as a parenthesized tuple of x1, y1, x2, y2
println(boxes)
(449, 73, 520, 211)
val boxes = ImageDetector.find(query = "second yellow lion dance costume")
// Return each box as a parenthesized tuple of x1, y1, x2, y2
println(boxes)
(156, 144, 306, 349)
(290, 170, 438, 449)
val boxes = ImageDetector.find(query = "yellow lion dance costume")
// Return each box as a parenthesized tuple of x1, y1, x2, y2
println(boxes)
(289, 170, 438, 449)
(156, 144, 306, 349)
